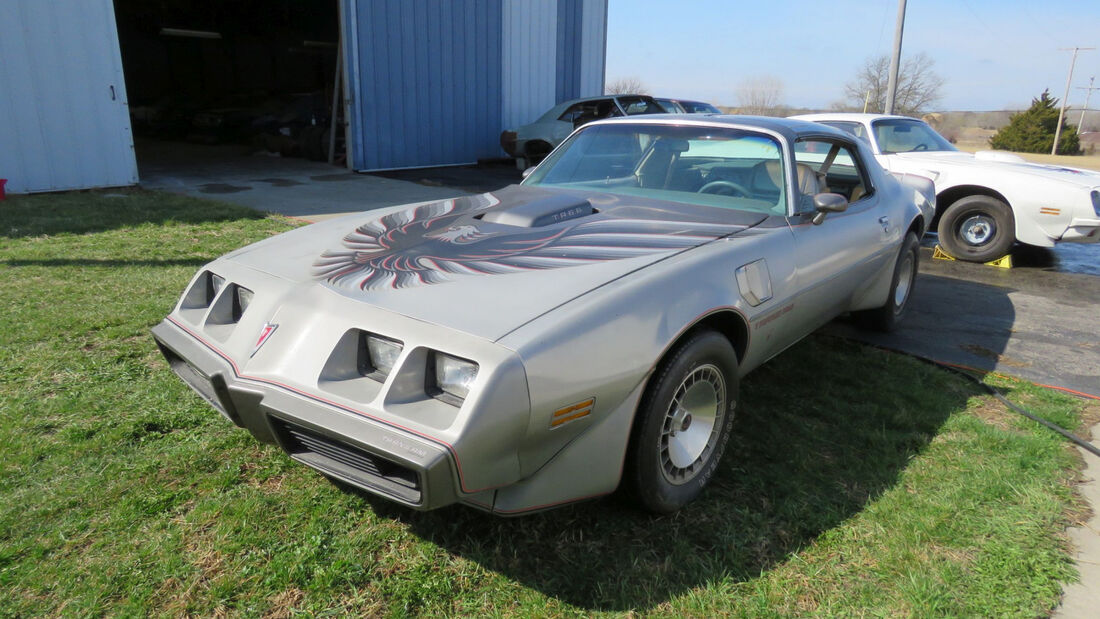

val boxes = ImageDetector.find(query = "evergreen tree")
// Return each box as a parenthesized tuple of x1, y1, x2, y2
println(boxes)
(990, 90, 1080, 154)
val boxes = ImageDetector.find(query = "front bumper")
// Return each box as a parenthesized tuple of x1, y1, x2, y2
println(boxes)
(152, 319, 464, 510)
(1060, 217, 1100, 243)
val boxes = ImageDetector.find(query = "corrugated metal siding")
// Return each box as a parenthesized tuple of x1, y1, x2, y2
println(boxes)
(555, 0, 583, 102)
(501, 0, 557, 130)
(344, 0, 502, 171)
(578, 0, 607, 97)
(0, 0, 137, 193)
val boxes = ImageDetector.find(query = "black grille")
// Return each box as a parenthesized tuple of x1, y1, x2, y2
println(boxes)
(274, 419, 422, 504)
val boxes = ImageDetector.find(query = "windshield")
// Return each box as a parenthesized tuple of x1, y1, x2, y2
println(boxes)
(871, 118, 957, 154)
(655, 98, 685, 113)
(682, 101, 721, 114)
(615, 96, 666, 116)
(523, 124, 788, 216)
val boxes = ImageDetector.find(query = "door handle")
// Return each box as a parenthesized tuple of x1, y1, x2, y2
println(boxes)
(878, 216, 890, 233)
(109, 85, 116, 101)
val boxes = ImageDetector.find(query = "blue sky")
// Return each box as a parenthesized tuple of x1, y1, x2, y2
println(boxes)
(605, 0, 1100, 111)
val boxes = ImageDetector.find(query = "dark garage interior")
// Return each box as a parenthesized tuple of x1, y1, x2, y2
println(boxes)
(113, 0, 346, 176)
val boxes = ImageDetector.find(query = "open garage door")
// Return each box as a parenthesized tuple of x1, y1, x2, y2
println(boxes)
(114, 0, 347, 184)
(0, 0, 138, 193)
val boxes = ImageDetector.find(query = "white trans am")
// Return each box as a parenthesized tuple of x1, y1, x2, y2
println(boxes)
(794, 113, 1100, 262)
(152, 116, 933, 515)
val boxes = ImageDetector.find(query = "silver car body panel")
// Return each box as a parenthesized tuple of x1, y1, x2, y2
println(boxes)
(153, 116, 928, 515)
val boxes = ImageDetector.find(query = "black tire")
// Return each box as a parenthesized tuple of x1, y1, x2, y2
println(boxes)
(936, 195, 1015, 262)
(855, 231, 919, 332)
(627, 330, 738, 514)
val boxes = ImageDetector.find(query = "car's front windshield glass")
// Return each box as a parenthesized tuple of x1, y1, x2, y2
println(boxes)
(684, 102, 721, 114)
(615, 96, 666, 115)
(872, 118, 957, 154)
(523, 124, 788, 215)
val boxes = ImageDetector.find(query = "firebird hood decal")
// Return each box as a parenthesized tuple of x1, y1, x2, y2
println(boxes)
(312, 188, 752, 291)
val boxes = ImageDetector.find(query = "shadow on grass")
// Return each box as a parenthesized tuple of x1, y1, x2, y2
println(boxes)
(0, 188, 265, 238)
(335, 331, 1002, 611)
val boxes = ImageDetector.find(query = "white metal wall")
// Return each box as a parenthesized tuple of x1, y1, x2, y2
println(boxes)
(0, 0, 137, 193)
(501, 0, 558, 131)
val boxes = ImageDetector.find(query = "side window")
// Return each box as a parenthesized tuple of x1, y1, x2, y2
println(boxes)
(559, 100, 618, 128)
(557, 103, 587, 124)
(793, 139, 872, 210)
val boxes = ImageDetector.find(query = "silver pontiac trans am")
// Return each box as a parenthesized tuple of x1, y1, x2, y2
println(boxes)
(152, 116, 934, 515)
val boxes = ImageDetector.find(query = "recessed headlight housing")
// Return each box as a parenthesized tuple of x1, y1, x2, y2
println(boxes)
(358, 333, 403, 381)
(427, 352, 478, 406)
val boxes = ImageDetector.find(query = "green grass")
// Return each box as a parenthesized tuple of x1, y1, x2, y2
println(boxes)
(0, 189, 1090, 616)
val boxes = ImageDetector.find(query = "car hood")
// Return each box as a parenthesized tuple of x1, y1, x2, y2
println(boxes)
(226, 185, 767, 341)
(891, 151, 1100, 187)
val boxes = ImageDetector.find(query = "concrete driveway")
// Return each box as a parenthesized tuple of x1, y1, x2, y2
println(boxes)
(138, 140, 471, 221)
(827, 246, 1100, 399)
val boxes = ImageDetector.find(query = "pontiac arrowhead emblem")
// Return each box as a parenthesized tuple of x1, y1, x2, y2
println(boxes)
(251, 323, 278, 357)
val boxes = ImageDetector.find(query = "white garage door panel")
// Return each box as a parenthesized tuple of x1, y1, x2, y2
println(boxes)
(0, 0, 137, 193)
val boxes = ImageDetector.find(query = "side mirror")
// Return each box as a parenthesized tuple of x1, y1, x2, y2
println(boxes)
(811, 193, 849, 225)
(521, 167, 536, 179)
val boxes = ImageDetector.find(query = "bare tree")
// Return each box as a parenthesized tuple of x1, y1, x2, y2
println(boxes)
(841, 53, 944, 116)
(736, 76, 785, 115)
(605, 76, 649, 95)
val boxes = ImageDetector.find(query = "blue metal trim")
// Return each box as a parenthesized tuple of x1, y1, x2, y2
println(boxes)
(347, 0, 503, 171)
(555, 0, 583, 102)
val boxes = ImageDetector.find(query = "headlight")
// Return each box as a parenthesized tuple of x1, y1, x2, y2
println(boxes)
(181, 271, 226, 310)
(1091, 190, 1100, 217)
(209, 273, 226, 299)
(233, 285, 253, 321)
(359, 333, 403, 380)
(428, 352, 478, 405)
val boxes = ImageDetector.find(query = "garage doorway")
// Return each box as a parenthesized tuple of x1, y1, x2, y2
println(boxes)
(113, 0, 348, 187)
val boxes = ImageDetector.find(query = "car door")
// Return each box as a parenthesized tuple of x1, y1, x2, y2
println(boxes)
(785, 138, 895, 335)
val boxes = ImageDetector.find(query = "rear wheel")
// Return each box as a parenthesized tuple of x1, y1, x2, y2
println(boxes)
(855, 231, 919, 332)
(937, 195, 1015, 262)
(627, 330, 738, 514)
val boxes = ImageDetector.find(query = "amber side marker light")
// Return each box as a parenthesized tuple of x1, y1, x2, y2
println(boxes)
(551, 398, 595, 428)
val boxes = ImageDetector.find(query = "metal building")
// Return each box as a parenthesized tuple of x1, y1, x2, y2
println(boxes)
(0, 0, 608, 193)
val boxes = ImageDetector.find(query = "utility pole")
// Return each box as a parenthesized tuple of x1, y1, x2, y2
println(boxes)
(1077, 77, 1097, 135)
(884, 0, 907, 115)
(1053, 47, 1093, 155)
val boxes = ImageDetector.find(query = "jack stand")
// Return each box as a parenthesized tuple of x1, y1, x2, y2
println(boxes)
(932, 245, 1012, 269)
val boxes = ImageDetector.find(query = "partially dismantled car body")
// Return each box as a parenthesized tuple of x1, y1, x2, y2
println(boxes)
(153, 116, 933, 515)
(500, 94, 665, 167)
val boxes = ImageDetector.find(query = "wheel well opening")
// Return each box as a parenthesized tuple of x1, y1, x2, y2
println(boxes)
(524, 140, 552, 156)
(934, 185, 1009, 227)
(693, 311, 749, 364)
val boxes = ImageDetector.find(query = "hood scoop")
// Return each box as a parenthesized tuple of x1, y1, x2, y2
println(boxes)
(479, 194, 596, 228)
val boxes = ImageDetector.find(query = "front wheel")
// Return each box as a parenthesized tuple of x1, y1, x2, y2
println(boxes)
(936, 195, 1015, 262)
(627, 330, 738, 514)
(855, 231, 919, 332)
